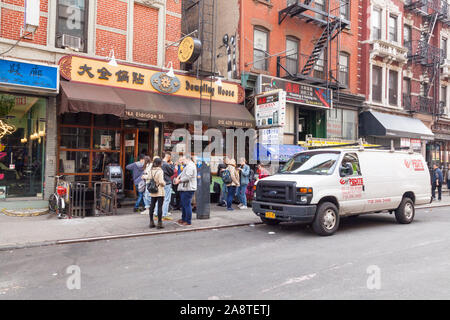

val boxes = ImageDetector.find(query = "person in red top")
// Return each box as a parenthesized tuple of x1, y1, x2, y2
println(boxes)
(257, 164, 270, 180)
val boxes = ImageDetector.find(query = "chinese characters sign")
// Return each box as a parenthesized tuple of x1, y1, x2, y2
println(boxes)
(0, 58, 59, 92)
(59, 55, 240, 103)
(258, 75, 332, 109)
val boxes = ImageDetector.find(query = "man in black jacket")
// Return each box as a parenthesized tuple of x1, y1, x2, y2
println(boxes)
(217, 156, 229, 207)
(161, 152, 175, 219)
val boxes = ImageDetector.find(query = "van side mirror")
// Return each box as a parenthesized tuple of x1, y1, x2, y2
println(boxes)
(339, 163, 353, 177)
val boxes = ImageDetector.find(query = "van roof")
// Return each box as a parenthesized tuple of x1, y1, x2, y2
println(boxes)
(298, 148, 417, 155)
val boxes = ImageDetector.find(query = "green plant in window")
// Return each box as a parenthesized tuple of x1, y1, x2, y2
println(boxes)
(0, 95, 15, 118)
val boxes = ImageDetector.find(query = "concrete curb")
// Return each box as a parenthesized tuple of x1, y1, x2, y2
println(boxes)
(0, 221, 262, 252)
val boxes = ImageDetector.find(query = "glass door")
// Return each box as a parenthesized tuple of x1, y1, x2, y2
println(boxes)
(122, 129, 138, 197)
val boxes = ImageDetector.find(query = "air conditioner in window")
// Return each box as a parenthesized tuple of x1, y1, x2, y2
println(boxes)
(58, 34, 83, 51)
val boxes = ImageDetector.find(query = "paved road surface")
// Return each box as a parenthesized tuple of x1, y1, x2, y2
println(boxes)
(1, 207, 450, 299)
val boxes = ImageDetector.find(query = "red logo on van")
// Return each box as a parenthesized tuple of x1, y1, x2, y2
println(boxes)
(340, 179, 347, 185)
(349, 177, 364, 186)
(404, 160, 411, 168)
(412, 159, 424, 171)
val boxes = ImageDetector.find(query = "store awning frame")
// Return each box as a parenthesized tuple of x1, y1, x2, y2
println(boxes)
(359, 110, 435, 141)
(59, 81, 255, 128)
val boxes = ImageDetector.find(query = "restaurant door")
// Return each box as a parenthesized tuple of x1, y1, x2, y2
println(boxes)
(122, 129, 138, 197)
(121, 123, 160, 197)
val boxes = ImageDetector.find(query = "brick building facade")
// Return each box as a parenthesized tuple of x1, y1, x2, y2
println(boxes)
(358, 0, 450, 167)
(0, 0, 183, 201)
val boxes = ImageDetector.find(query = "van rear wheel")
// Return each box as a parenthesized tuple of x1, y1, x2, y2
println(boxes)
(312, 202, 339, 236)
(395, 197, 415, 224)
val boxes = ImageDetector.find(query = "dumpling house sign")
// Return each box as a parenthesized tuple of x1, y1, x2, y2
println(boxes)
(58, 55, 244, 104)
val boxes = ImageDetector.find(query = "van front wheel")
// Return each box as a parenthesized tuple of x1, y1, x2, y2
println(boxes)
(312, 202, 339, 236)
(395, 197, 415, 224)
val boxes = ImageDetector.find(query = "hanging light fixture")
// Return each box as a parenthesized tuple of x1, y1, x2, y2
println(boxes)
(166, 61, 175, 78)
(108, 49, 118, 67)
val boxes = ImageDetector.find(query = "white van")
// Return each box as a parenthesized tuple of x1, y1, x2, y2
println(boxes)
(252, 148, 431, 236)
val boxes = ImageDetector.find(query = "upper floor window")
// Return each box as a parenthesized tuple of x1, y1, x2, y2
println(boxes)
(389, 70, 398, 106)
(56, 0, 89, 52)
(315, 0, 326, 19)
(339, 52, 349, 87)
(286, 38, 299, 76)
(442, 37, 448, 60)
(339, 0, 350, 20)
(403, 77, 411, 108)
(441, 86, 447, 107)
(372, 65, 382, 102)
(404, 25, 412, 54)
(372, 8, 382, 40)
(254, 27, 269, 71)
(389, 14, 398, 43)
(314, 50, 327, 80)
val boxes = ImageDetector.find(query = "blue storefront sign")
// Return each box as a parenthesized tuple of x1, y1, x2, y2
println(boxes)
(0, 58, 59, 93)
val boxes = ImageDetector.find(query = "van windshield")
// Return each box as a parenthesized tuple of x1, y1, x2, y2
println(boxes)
(280, 151, 340, 175)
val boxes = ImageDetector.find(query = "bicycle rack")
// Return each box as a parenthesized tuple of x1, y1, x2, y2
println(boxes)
(68, 183, 88, 218)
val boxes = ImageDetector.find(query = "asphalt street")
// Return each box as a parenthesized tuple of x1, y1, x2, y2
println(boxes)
(1, 206, 450, 300)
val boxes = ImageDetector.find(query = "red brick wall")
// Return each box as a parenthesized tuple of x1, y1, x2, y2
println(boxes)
(165, 14, 181, 69)
(96, 0, 128, 31)
(133, 4, 158, 66)
(0, 0, 182, 69)
(95, 29, 126, 60)
(239, 0, 360, 96)
(1, 7, 47, 46)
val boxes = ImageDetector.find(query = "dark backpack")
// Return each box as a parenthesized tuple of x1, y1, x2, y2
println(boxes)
(147, 171, 159, 193)
(221, 169, 232, 184)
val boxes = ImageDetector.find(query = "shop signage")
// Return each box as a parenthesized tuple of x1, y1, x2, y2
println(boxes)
(59, 55, 242, 104)
(0, 58, 59, 93)
(254, 89, 286, 128)
(178, 37, 202, 64)
(258, 75, 332, 109)
(260, 127, 283, 145)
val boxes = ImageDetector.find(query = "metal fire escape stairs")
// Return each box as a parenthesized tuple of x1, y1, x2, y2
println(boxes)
(277, 0, 348, 89)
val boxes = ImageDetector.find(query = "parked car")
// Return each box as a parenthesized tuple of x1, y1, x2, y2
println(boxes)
(252, 148, 431, 236)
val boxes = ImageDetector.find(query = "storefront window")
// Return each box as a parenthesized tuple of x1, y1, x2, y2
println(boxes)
(327, 108, 357, 140)
(60, 112, 91, 126)
(92, 152, 120, 173)
(60, 127, 91, 149)
(59, 151, 90, 173)
(0, 93, 46, 198)
(93, 129, 120, 150)
(94, 114, 121, 127)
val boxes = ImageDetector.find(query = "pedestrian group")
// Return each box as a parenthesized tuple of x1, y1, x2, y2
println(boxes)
(127, 153, 266, 229)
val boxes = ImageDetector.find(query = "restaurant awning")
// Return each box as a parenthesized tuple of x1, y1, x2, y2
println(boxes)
(59, 81, 126, 117)
(359, 111, 435, 141)
(59, 81, 255, 128)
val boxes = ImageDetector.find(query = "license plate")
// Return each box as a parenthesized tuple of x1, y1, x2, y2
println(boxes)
(265, 211, 276, 219)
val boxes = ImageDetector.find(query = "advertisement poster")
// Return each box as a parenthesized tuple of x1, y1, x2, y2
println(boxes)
(255, 90, 286, 128)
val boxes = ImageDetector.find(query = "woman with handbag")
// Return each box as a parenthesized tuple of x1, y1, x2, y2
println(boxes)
(143, 157, 166, 229)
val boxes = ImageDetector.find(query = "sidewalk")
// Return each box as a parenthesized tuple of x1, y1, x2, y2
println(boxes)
(0, 205, 261, 251)
(1, 193, 449, 251)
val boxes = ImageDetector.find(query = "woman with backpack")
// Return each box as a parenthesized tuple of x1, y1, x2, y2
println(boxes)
(143, 157, 166, 229)
(224, 158, 240, 211)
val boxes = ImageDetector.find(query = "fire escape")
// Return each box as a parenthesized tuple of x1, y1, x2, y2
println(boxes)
(404, 0, 448, 115)
(276, 0, 350, 90)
